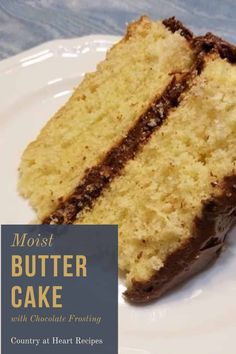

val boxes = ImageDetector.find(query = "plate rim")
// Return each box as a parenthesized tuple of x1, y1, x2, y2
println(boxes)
(0, 34, 120, 71)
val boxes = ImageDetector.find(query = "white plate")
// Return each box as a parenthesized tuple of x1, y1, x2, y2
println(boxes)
(0, 36, 235, 354)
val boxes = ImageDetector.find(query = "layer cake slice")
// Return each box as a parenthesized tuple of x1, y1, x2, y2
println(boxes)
(18, 17, 236, 302)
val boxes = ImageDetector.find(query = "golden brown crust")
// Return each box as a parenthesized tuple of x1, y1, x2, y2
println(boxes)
(125, 15, 152, 41)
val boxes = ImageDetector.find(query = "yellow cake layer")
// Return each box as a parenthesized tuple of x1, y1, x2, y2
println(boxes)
(77, 54, 236, 287)
(18, 16, 194, 219)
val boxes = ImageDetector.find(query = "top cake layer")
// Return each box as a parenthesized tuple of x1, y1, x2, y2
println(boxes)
(18, 16, 195, 219)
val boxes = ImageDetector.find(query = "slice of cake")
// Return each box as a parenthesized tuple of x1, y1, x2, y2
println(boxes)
(18, 16, 195, 220)
(19, 17, 236, 302)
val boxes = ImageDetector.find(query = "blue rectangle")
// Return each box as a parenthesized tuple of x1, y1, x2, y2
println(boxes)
(1, 225, 118, 354)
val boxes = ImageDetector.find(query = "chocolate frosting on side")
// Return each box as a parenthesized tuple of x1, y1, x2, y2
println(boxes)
(163, 17, 236, 63)
(193, 32, 236, 63)
(163, 17, 194, 40)
(43, 56, 204, 224)
(125, 176, 236, 302)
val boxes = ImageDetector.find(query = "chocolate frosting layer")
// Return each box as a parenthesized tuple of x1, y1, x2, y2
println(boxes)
(125, 176, 236, 302)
